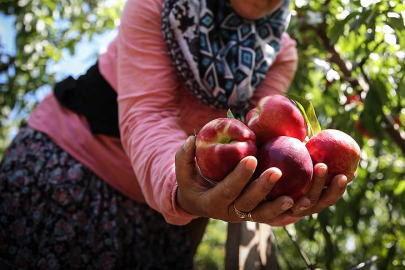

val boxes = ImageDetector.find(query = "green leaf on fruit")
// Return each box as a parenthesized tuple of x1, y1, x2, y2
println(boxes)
(286, 94, 322, 138)
(227, 109, 236, 119)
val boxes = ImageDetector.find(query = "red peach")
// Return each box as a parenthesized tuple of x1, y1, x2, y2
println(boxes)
(306, 129, 361, 185)
(246, 94, 307, 145)
(195, 118, 257, 182)
(256, 136, 313, 201)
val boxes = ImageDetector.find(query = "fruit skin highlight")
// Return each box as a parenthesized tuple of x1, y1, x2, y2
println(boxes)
(195, 118, 257, 182)
(246, 94, 307, 145)
(256, 136, 314, 200)
(306, 129, 361, 185)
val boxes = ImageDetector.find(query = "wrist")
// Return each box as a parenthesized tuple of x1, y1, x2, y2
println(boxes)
(175, 186, 193, 215)
(171, 184, 199, 222)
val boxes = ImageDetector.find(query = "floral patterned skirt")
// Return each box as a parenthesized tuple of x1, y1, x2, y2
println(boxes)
(0, 126, 192, 269)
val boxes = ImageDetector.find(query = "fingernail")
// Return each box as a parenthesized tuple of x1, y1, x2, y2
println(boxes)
(183, 136, 193, 151)
(243, 157, 257, 172)
(338, 176, 347, 188)
(281, 203, 293, 211)
(269, 171, 281, 182)
(299, 206, 309, 211)
(317, 165, 327, 177)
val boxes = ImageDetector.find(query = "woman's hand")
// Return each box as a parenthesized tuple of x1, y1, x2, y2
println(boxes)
(267, 165, 349, 226)
(230, 0, 284, 20)
(176, 136, 349, 224)
(288, 164, 348, 217)
(175, 135, 295, 224)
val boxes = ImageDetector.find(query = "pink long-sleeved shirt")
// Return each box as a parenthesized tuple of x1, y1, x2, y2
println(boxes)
(28, 0, 298, 225)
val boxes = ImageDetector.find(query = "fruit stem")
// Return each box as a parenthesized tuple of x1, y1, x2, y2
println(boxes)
(218, 136, 233, 144)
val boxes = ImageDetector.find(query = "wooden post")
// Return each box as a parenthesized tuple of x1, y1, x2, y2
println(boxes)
(226, 222, 279, 270)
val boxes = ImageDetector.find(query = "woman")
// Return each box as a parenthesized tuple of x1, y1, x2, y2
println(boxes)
(0, 0, 350, 268)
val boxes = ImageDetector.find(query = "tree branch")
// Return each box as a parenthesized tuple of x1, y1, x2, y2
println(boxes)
(283, 227, 316, 270)
(273, 230, 294, 270)
(345, 255, 378, 270)
(382, 115, 405, 152)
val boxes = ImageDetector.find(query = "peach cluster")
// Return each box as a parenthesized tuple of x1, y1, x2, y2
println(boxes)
(195, 94, 361, 200)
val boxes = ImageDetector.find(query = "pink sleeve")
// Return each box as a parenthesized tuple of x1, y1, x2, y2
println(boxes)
(252, 33, 298, 105)
(115, 0, 297, 225)
(116, 0, 197, 225)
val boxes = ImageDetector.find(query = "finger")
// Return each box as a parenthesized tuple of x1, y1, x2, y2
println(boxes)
(290, 196, 311, 215)
(175, 136, 207, 216)
(175, 136, 197, 185)
(267, 216, 302, 227)
(211, 156, 257, 205)
(303, 174, 348, 215)
(234, 167, 282, 212)
(290, 164, 327, 215)
(304, 163, 328, 206)
(249, 196, 294, 223)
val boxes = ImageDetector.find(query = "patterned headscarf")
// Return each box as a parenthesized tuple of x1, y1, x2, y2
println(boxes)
(162, 0, 291, 117)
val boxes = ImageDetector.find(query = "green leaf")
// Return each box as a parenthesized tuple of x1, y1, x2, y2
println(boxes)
(329, 12, 360, 45)
(329, 20, 346, 46)
(286, 93, 321, 138)
(398, 78, 405, 105)
(394, 181, 405, 195)
(227, 109, 236, 119)
(360, 89, 385, 139)
(349, 9, 374, 34)
(387, 17, 405, 32)
(370, 76, 390, 106)
(43, 0, 56, 10)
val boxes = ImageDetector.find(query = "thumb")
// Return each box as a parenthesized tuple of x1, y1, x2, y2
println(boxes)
(175, 136, 197, 183)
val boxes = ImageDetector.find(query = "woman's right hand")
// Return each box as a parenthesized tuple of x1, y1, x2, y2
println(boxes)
(175, 135, 295, 224)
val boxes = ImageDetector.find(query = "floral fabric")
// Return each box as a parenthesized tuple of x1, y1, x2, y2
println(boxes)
(0, 126, 192, 269)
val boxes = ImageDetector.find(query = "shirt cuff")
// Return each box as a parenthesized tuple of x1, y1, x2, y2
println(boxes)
(169, 182, 199, 224)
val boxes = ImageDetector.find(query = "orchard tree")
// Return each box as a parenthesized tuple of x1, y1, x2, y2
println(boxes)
(0, 0, 124, 156)
(1, 0, 405, 269)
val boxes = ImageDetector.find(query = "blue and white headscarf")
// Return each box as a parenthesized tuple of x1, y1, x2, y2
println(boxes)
(162, 0, 291, 117)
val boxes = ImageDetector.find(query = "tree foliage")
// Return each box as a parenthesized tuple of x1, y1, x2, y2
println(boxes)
(1, 0, 404, 269)
(274, 0, 405, 269)
(0, 0, 123, 156)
